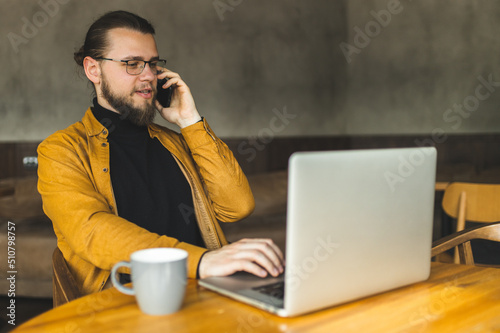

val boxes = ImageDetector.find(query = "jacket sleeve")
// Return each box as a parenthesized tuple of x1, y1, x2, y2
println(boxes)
(37, 133, 207, 279)
(180, 119, 255, 223)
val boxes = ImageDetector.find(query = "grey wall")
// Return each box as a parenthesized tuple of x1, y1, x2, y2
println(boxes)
(343, 0, 500, 135)
(0, 0, 499, 142)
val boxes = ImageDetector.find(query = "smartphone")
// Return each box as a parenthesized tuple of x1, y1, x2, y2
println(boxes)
(157, 78, 173, 107)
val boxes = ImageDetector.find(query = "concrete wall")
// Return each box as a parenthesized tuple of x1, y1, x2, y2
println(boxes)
(343, 0, 500, 135)
(0, 0, 499, 142)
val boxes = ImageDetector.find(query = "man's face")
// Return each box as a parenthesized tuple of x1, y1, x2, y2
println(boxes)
(96, 28, 159, 126)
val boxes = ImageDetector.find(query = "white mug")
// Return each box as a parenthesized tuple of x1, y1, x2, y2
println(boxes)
(111, 248, 188, 315)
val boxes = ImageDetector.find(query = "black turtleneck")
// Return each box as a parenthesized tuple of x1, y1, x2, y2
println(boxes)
(91, 98, 204, 247)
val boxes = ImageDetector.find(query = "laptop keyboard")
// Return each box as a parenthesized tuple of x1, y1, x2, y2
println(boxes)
(252, 281, 285, 300)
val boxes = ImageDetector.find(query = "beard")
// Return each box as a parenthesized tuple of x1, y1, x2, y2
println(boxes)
(101, 75, 157, 127)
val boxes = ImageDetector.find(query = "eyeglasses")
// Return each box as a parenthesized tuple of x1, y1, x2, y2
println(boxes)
(95, 57, 167, 75)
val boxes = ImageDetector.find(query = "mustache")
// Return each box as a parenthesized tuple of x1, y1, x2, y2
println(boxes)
(130, 84, 157, 98)
(136, 84, 155, 92)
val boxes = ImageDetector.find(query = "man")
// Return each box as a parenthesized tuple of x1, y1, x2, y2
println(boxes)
(38, 10, 284, 296)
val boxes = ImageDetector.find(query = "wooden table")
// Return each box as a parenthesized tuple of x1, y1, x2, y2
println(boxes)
(13, 263, 500, 333)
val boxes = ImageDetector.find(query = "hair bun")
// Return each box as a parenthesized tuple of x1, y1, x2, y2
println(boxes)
(74, 45, 85, 66)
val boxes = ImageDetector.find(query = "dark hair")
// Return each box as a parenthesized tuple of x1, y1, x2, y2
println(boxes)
(74, 10, 155, 66)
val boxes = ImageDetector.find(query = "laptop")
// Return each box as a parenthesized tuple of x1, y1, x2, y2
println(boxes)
(199, 147, 437, 317)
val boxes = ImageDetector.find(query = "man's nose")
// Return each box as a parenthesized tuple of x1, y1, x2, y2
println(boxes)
(139, 63, 156, 80)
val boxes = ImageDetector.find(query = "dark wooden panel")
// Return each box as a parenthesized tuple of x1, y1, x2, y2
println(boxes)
(0, 143, 17, 180)
(224, 136, 351, 174)
(0, 142, 39, 179)
(15, 142, 39, 178)
(225, 134, 500, 183)
(2, 134, 500, 182)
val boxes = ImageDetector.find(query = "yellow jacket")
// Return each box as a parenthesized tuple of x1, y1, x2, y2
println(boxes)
(38, 108, 254, 296)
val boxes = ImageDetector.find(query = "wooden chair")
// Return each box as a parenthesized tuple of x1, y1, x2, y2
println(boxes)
(441, 182, 500, 263)
(432, 221, 500, 265)
(52, 247, 81, 307)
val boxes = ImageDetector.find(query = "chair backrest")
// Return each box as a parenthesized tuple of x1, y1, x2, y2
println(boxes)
(441, 182, 500, 264)
(52, 247, 81, 307)
(442, 182, 500, 223)
(432, 222, 500, 265)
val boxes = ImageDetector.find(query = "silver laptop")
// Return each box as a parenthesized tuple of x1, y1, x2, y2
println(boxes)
(199, 147, 437, 317)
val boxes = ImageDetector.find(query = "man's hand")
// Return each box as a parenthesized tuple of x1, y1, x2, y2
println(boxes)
(198, 238, 285, 279)
(155, 68, 202, 128)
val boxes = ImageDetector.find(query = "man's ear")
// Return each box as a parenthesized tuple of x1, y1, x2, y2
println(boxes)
(83, 56, 101, 84)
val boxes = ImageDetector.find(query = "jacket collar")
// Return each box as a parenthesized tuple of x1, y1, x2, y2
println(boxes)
(82, 108, 109, 138)
(148, 123, 162, 134)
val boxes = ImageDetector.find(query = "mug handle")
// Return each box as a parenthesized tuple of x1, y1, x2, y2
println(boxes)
(111, 261, 135, 295)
